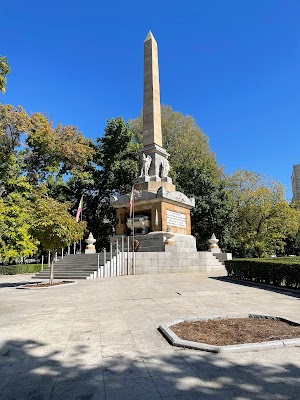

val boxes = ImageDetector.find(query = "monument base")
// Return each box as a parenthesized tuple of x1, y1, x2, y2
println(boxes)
(112, 232, 231, 274)
(85, 249, 96, 254)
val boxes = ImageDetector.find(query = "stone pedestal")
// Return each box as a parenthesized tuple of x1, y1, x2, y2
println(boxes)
(85, 232, 96, 254)
(113, 187, 194, 239)
(208, 233, 221, 253)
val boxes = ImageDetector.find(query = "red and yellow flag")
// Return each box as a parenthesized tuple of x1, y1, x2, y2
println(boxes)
(129, 186, 134, 218)
(76, 196, 83, 222)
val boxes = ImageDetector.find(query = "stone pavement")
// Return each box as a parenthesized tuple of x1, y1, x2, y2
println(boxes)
(0, 272, 299, 400)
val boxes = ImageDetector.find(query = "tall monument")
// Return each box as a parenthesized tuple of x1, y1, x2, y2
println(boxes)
(111, 32, 229, 272)
(112, 31, 194, 250)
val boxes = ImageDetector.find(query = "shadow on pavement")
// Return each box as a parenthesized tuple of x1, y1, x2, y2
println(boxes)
(0, 281, 42, 289)
(210, 276, 300, 300)
(0, 338, 299, 399)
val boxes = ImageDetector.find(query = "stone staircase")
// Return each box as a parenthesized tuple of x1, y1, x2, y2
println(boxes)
(33, 234, 227, 280)
(34, 253, 111, 280)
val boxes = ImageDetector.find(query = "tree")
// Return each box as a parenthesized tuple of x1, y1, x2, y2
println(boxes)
(0, 104, 31, 152)
(95, 117, 141, 195)
(83, 117, 141, 250)
(0, 104, 31, 194)
(25, 113, 94, 187)
(0, 190, 38, 263)
(31, 193, 86, 284)
(129, 105, 234, 250)
(0, 56, 10, 93)
(284, 200, 300, 256)
(228, 170, 300, 257)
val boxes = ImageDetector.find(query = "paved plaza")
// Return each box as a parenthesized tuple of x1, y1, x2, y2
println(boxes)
(0, 271, 299, 400)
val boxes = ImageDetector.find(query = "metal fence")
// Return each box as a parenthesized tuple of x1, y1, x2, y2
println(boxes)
(42, 236, 136, 279)
(94, 236, 135, 279)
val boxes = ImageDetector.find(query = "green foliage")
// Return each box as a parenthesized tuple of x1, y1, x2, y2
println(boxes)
(130, 105, 234, 250)
(25, 113, 94, 186)
(0, 192, 38, 262)
(0, 56, 10, 93)
(30, 193, 86, 283)
(0, 104, 31, 191)
(285, 201, 300, 256)
(228, 170, 300, 257)
(31, 194, 86, 252)
(85, 117, 141, 250)
(225, 258, 300, 289)
(95, 117, 141, 195)
(0, 103, 95, 268)
(0, 264, 42, 275)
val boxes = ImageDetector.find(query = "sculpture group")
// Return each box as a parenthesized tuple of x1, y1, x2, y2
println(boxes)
(139, 153, 170, 179)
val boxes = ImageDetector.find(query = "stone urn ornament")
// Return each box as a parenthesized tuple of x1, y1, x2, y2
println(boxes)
(208, 233, 221, 253)
(164, 225, 176, 245)
(85, 232, 96, 254)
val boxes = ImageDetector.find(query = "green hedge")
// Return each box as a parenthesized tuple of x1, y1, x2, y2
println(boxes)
(225, 258, 300, 289)
(0, 264, 43, 275)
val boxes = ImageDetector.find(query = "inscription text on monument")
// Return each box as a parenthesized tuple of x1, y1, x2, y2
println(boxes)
(166, 210, 186, 228)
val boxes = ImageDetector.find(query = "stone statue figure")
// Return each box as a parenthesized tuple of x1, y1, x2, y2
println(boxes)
(140, 153, 152, 177)
(161, 157, 170, 178)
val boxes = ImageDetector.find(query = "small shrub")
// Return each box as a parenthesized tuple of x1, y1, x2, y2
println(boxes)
(225, 258, 300, 289)
(0, 264, 42, 275)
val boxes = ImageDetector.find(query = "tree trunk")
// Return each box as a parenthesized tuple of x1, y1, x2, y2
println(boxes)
(49, 249, 55, 285)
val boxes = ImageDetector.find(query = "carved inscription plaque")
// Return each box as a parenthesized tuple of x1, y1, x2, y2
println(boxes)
(166, 210, 186, 228)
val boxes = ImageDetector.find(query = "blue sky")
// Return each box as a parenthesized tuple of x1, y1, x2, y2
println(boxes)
(1, 0, 300, 199)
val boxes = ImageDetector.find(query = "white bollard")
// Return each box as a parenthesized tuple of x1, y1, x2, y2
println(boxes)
(116, 240, 119, 276)
(104, 249, 106, 278)
(121, 236, 124, 275)
(110, 241, 113, 277)
(127, 236, 130, 275)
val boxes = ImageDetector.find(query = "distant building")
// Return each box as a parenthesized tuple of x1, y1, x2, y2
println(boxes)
(291, 164, 300, 202)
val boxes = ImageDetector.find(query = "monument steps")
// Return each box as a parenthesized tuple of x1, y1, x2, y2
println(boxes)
(33, 253, 118, 280)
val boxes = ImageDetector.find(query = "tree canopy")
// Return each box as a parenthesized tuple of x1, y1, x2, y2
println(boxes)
(0, 56, 10, 93)
(228, 170, 300, 257)
(26, 113, 94, 185)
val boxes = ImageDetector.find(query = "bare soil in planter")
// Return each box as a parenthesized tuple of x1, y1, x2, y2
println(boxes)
(171, 318, 300, 346)
(22, 281, 74, 288)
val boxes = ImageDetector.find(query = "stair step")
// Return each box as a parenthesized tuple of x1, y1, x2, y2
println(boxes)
(34, 252, 120, 279)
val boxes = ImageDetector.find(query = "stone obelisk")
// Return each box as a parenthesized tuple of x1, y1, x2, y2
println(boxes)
(143, 31, 162, 148)
(137, 32, 174, 191)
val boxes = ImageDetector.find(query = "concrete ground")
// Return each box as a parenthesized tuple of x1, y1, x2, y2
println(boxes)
(0, 272, 299, 400)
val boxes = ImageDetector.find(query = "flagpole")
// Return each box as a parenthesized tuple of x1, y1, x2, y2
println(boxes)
(132, 188, 135, 274)
(80, 195, 83, 253)
(129, 184, 136, 274)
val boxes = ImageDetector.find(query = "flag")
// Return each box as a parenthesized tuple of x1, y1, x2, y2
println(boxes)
(129, 186, 134, 218)
(76, 196, 83, 222)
